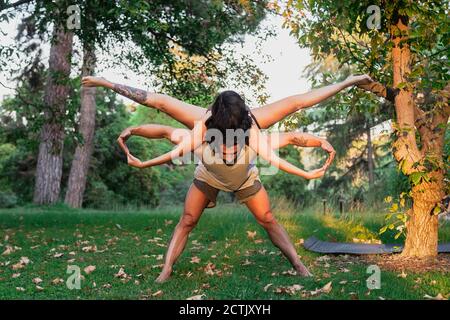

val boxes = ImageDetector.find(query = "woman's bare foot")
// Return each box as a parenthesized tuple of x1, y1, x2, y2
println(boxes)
(155, 267, 172, 283)
(295, 262, 313, 277)
(81, 76, 110, 88)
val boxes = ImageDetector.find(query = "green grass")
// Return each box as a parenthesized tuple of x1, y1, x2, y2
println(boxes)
(0, 202, 449, 300)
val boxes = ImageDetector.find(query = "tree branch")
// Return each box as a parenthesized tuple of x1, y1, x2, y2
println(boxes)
(356, 80, 398, 103)
(0, 0, 32, 12)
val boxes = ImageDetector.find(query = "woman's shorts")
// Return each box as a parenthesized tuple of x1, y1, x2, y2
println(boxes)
(193, 179, 262, 208)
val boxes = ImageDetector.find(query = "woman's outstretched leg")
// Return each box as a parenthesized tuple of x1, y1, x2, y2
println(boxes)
(82, 76, 206, 129)
(252, 75, 373, 129)
(155, 183, 210, 283)
(245, 186, 312, 277)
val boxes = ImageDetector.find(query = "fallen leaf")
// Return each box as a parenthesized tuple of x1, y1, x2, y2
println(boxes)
(424, 293, 446, 300)
(152, 290, 163, 297)
(186, 294, 204, 300)
(35, 285, 44, 291)
(16, 287, 25, 292)
(51, 278, 64, 285)
(32, 277, 43, 284)
(84, 265, 96, 274)
(12, 273, 21, 278)
(246, 231, 257, 239)
(397, 270, 407, 278)
(190, 256, 201, 264)
(114, 267, 129, 279)
(263, 283, 273, 292)
(82, 245, 97, 253)
(53, 253, 64, 258)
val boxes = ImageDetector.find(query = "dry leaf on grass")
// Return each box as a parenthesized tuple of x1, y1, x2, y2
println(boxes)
(246, 231, 257, 239)
(32, 277, 43, 284)
(51, 278, 64, 285)
(53, 253, 64, 258)
(311, 281, 332, 296)
(186, 294, 204, 300)
(424, 293, 447, 300)
(190, 256, 201, 264)
(152, 290, 163, 297)
(263, 283, 273, 292)
(274, 284, 304, 295)
(84, 265, 96, 274)
(81, 245, 97, 253)
(16, 287, 25, 292)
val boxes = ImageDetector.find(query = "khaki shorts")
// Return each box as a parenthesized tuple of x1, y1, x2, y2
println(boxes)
(193, 179, 262, 208)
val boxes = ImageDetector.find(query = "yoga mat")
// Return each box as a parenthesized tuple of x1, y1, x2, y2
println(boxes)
(303, 236, 450, 255)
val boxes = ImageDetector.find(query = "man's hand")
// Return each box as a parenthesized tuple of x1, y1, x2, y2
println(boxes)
(127, 153, 143, 168)
(346, 74, 373, 86)
(81, 76, 110, 88)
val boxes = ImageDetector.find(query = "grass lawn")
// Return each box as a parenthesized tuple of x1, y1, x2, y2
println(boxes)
(0, 202, 449, 300)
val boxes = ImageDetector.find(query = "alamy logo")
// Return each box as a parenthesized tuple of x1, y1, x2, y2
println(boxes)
(366, 265, 381, 289)
(66, 265, 81, 290)
(366, 5, 381, 30)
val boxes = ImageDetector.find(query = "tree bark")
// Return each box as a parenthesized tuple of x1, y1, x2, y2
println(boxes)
(33, 25, 73, 204)
(64, 44, 97, 208)
(366, 124, 374, 188)
(390, 15, 438, 258)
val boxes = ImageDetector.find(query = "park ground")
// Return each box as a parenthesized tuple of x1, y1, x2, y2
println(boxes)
(0, 201, 449, 300)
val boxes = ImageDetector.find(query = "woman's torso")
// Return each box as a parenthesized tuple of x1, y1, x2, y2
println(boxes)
(194, 143, 259, 191)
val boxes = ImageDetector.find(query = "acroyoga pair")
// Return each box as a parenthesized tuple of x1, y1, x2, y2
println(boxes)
(82, 74, 373, 282)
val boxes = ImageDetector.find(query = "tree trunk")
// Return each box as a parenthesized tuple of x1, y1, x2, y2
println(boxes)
(33, 25, 73, 204)
(64, 45, 97, 208)
(390, 15, 438, 258)
(366, 124, 374, 188)
(402, 172, 443, 257)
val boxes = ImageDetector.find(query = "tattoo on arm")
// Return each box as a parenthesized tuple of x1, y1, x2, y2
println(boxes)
(292, 135, 309, 146)
(113, 84, 148, 105)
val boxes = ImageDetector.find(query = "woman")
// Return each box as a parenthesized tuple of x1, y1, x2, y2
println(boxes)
(82, 75, 372, 282)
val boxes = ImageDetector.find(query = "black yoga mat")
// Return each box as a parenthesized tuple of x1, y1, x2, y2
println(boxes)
(303, 236, 450, 255)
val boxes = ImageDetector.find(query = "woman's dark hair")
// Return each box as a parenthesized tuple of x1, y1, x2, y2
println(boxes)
(205, 90, 253, 147)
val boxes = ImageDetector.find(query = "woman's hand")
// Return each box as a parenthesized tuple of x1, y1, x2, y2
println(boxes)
(81, 76, 110, 88)
(346, 74, 373, 86)
(127, 153, 143, 168)
(320, 139, 336, 170)
(117, 127, 133, 155)
(303, 168, 326, 180)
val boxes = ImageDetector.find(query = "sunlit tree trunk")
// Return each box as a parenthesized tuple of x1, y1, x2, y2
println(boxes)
(366, 124, 374, 188)
(65, 44, 97, 208)
(390, 15, 441, 258)
(33, 25, 73, 204)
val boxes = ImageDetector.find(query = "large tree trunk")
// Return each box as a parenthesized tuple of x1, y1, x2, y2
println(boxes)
(33, 25, 73, 204)
(366, 124, 374, 188)
(390, 15, 438, 258)
(64, 45, 97, 208)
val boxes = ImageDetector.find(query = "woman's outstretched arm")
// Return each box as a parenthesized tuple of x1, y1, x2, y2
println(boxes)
(249, 126, 327, 180)
(268, 132, 336, 170)
(251, 74, 373, 129)
(82, 76, 207, 129)
(126, 114, 208, 168)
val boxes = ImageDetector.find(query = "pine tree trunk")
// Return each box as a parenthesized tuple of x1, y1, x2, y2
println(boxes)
(64, 45, 97, 208)
(366, 125, 374, 188)
(33, 25, 73, 204)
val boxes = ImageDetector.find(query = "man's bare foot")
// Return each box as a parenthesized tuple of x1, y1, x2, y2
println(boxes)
(155, 267, 172, 283)
(295, 263, 313, 277)
(81, 76, 110, 88)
